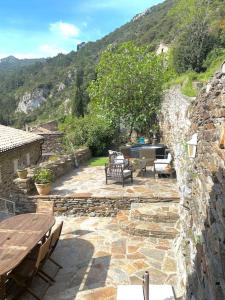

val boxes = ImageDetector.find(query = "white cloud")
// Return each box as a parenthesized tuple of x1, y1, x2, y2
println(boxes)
(50, 21, 80, 39)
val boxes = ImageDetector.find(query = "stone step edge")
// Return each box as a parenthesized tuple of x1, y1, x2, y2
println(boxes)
(117, 211, 179, 239)
(130, 210, 179, 223)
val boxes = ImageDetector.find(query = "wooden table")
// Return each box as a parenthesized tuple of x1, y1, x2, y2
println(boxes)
(0, 213, 55, 300)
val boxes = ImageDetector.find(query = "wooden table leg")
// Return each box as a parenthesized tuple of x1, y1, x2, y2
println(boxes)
(0, 275, 6, 300)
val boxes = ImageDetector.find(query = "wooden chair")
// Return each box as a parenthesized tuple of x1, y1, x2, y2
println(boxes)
(139, 148, 156, 167)
(105, 163, 133, 187)
(47, 221, 63, 269)
(8, 237, 52, 300)
(36, 200, 54, 215)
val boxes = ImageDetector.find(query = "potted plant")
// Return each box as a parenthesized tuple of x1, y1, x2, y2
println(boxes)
(34, 168, 54, 195)
(17, 166, 28, 179)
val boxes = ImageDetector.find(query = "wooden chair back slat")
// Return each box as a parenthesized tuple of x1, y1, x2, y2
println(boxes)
(35, 236, 51, 269)
(49, 222, 63, 255)
(36, 200, 54, 215)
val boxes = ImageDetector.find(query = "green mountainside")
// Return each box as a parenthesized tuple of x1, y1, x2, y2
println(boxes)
(0, 56, 45, 72)
(0, 0, 224, 127)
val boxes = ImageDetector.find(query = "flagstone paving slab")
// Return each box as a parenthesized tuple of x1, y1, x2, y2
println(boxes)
(52, 166, 179, 199)
(19, 215, 181, 300)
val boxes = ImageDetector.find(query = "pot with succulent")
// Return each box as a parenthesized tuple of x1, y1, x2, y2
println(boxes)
(17, 164, 28, 179)
(34, 168, 54, 195)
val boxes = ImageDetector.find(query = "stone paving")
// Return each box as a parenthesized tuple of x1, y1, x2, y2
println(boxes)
(16, 165, 182, 299)
(52, 166, 179, 199)
(19, 215, 181, 300)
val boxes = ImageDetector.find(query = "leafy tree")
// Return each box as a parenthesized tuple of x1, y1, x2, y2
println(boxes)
(173, 19, 214, 73)
(171, 0, 215, 73)
(89, 42, 167, 137)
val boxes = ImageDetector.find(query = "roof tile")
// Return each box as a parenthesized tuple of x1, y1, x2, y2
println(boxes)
(0, 125, 43, 153)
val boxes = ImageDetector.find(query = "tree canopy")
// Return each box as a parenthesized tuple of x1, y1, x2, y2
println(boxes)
(89, 42, 167, 136)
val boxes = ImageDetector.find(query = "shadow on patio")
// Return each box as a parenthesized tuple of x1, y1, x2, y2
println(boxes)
(19, 231, 111, 300)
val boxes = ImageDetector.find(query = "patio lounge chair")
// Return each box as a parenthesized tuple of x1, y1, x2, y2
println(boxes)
(108, 150, 129, 167)
(8, 236, 53, 300)
(153, 153, 174, 178)
(105, 163, 133, 187)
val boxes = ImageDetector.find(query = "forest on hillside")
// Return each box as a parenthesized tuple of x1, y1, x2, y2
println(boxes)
(0, 0, 224, 130)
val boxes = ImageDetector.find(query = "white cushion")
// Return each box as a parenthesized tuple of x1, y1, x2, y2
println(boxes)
(116, 155, 124, 160)
(123, 169, 131, 176)
(154, 153, 172, 164)
(155, 164, 168, 172)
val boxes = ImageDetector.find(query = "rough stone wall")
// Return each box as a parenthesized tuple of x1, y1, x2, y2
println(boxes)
(13, 148, 92, 212)
(74, 147, 92, 165)
(41, 133, 64, 154)
(161, 72, 225, 299)
(0, 141, 42, 198)
(24, 195, 178, 216)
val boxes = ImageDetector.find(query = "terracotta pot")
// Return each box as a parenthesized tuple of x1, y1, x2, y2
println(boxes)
(35, 183, 51, 195)
(17, 169, 28, 179)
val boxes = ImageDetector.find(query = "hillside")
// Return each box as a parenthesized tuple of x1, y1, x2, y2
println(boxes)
(0, 0, 224, 127)
(0, 56, 45, 72)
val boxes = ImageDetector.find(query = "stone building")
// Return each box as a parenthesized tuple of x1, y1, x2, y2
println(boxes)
(0, 125, 43, 198)
(156, 42, 169, 55)
(30, 121, 64, 156)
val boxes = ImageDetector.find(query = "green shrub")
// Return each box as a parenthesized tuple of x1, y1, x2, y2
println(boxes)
(60, 115, 117, 156)
(34, 168, 54, 184)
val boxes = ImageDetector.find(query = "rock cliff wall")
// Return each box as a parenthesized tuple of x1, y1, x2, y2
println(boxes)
(161, 68, 225, 300)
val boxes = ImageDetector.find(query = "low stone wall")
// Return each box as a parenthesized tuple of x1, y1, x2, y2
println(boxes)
(13, 155, 75, 200)
(74, 147, 92, 165)
(23, 195, 179, 216)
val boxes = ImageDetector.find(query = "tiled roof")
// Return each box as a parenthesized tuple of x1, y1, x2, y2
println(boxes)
(0, 125, 43, 153)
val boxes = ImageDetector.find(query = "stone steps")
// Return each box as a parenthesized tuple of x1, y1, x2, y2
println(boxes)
(117, 210, 179, 239)
(130, 202, 179, 223)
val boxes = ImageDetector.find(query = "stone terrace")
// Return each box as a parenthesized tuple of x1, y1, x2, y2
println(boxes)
(20, 215, 181, 300)
(52, 166, 179, 199)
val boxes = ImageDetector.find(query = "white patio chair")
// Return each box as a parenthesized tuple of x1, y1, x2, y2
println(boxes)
(153, 153, 174, 178)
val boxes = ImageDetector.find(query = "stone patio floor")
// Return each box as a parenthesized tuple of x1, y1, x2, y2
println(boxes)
(19, 215, 181, 300)
(52, 166, 179, 199)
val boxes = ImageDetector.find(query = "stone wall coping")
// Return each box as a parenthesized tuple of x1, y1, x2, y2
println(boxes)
(28, 195, 180, 201)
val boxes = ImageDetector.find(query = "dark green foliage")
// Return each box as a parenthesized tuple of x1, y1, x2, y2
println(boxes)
(60, 115, 117, 156)
(173, 19, 215, 73)
(33, 168, 54, 184)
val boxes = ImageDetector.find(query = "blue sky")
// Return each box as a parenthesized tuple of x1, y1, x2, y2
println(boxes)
(0, 0, 163, 59)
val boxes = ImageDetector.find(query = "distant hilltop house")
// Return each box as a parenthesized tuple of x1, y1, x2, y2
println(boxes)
(29, 120, 64, 157)
(0, 125, 43, 197)
(156, 43, 169, 55)
(77, 42, 86, 51)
